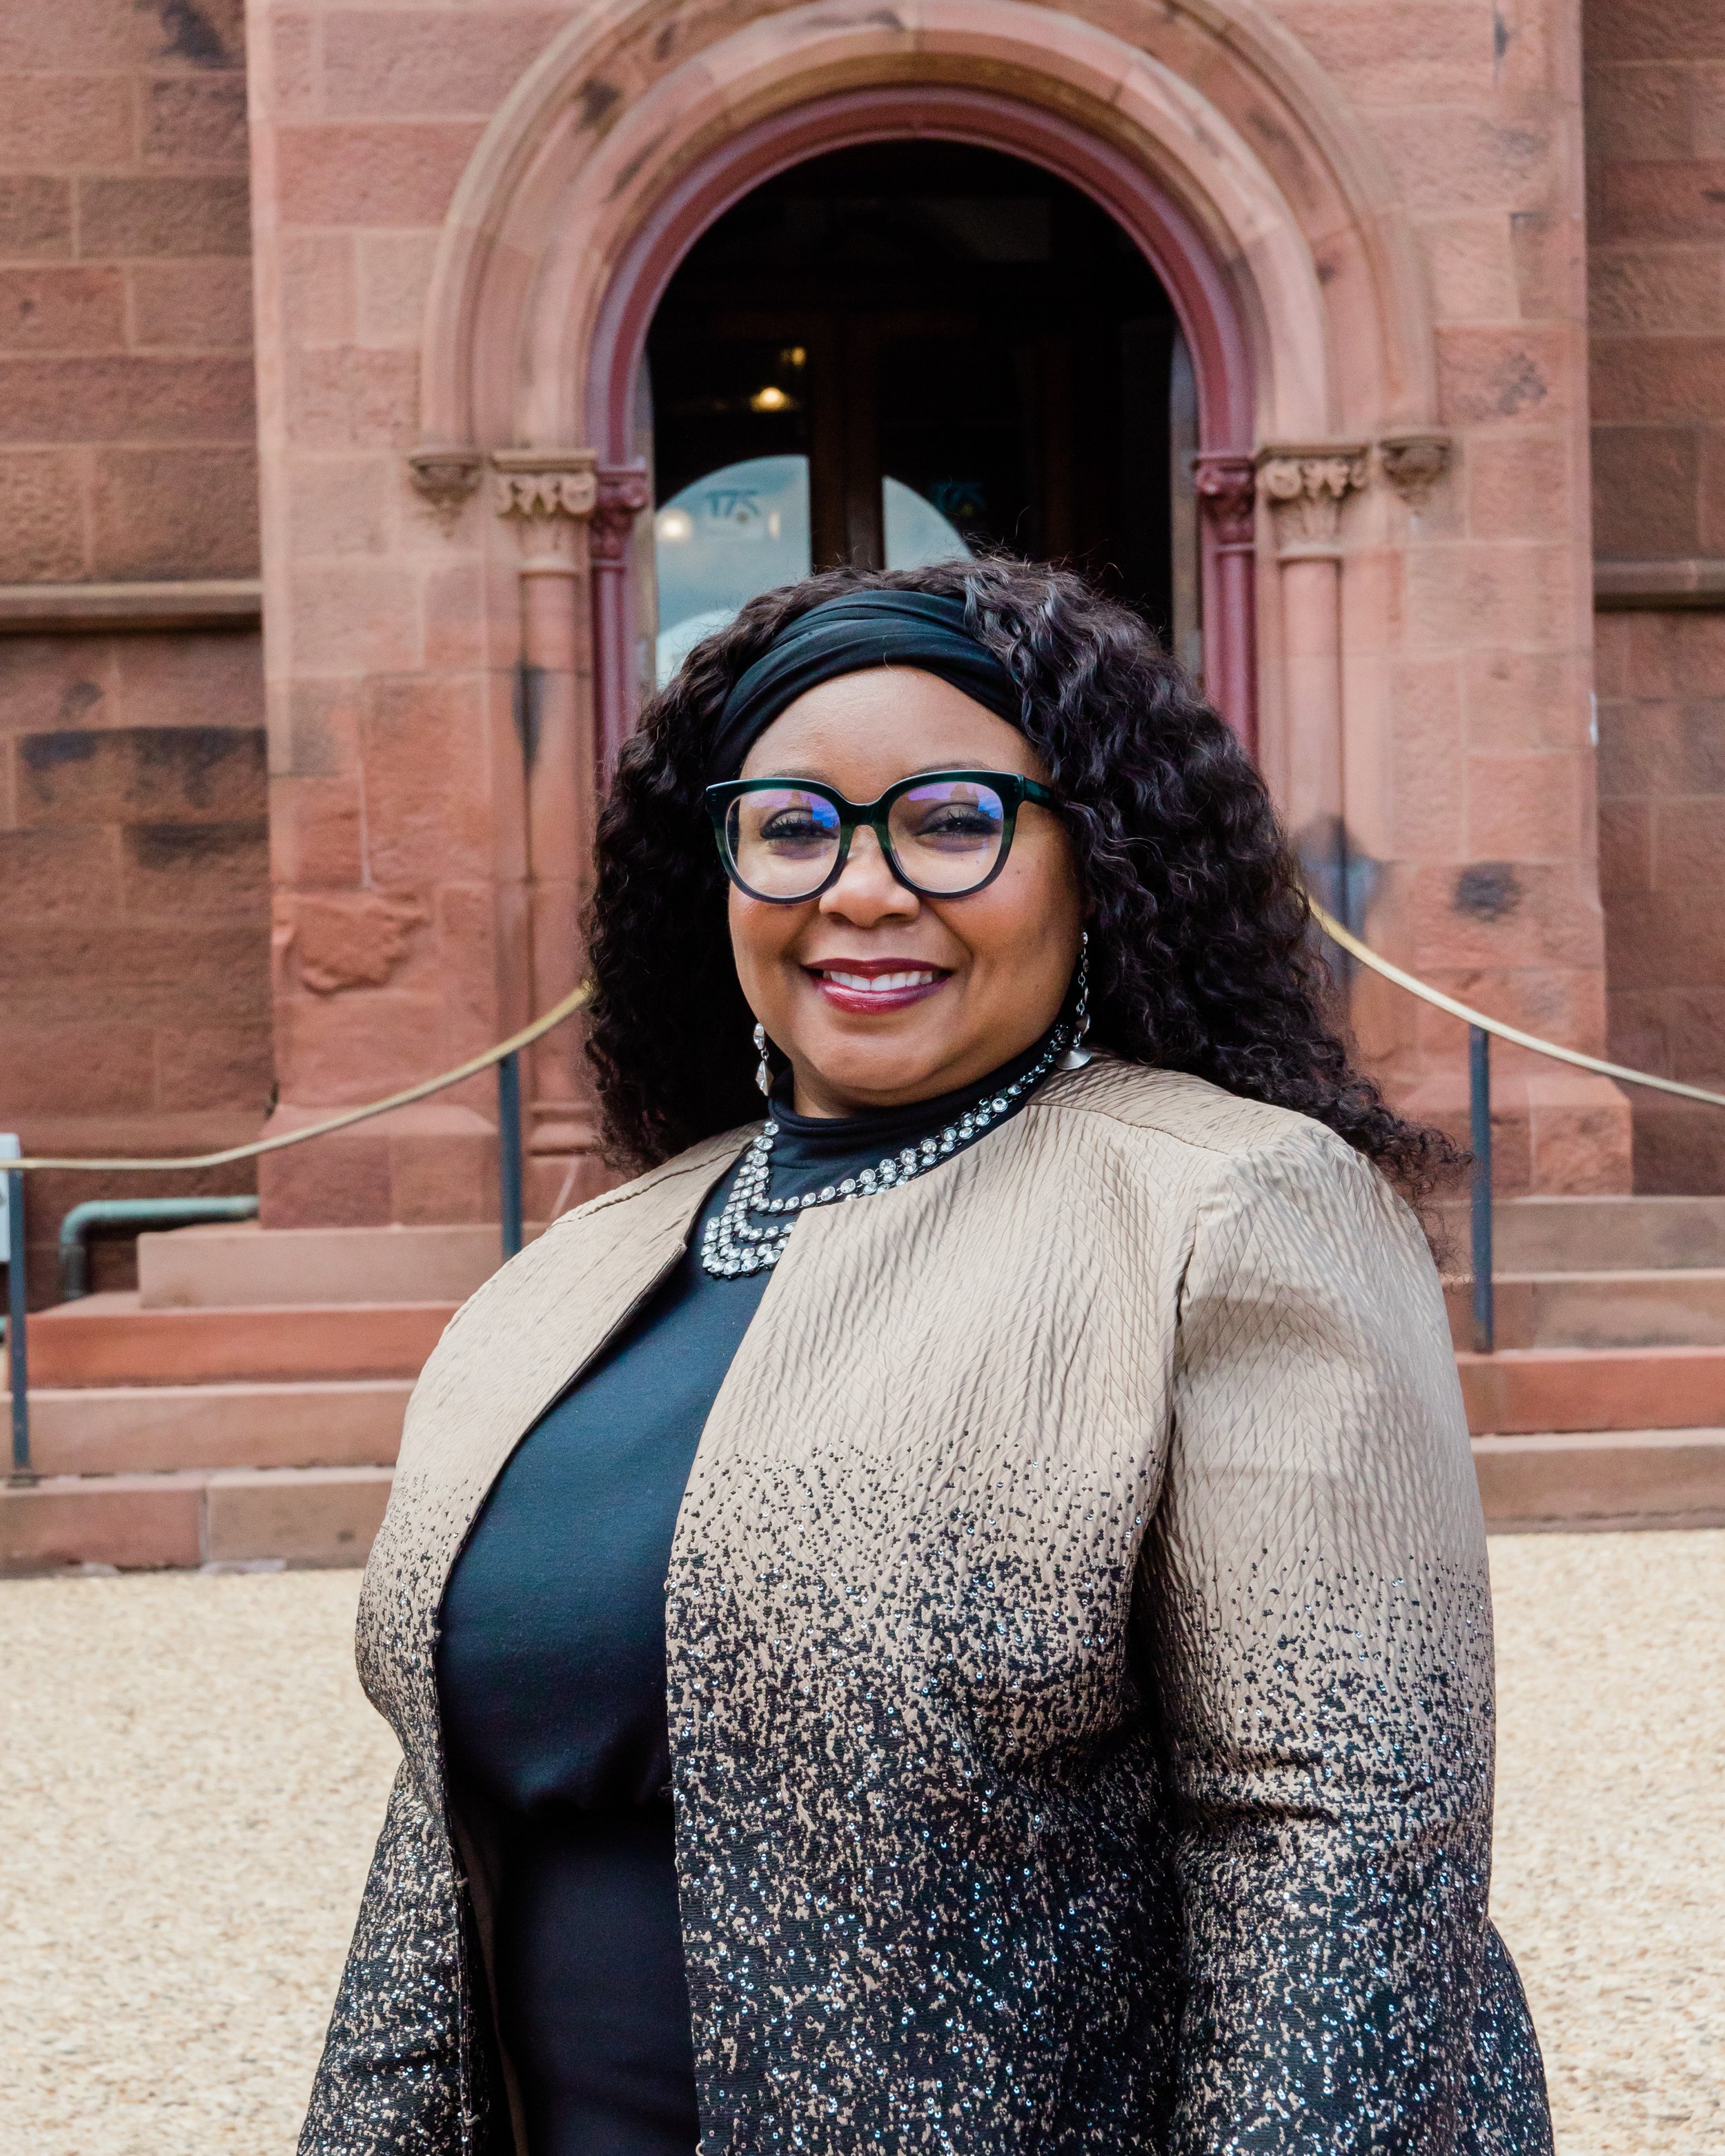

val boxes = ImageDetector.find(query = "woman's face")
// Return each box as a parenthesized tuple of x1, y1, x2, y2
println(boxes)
(729, 668, 1084, 1117)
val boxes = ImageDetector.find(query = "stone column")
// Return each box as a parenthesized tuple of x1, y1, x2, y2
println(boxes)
(592, 464, 653, 784)
(1192, 453, 1258, 750)
(492, 451, 609, 1218)
(1256, 446, 1369, 922)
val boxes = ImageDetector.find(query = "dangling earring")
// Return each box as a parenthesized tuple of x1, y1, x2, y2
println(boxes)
(753, 1022, 773, 1098)
(1058, 930, 1093, 1070)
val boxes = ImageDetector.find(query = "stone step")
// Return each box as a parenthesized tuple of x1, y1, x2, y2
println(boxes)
(1443, 1268, 1725, 1349)
(0, 1381, 409, 1476)
(1473, 1428, 1725, 1532)
(0, 1466, 394, 1574)
(5, 1427, 1722, 1576)
(1457, 1344, 1725, 1433)
(25, 1293, 457, 1387)
(137, 1221, 510, 1309)
(1435, 1194, 1725, 1272)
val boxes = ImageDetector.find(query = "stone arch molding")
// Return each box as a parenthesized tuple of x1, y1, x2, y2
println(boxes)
(413, 0, 1443, 468)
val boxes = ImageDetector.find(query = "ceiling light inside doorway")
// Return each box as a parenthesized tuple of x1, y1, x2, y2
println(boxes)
(750, 385, 793, 413)
(656, 507, 694, 542)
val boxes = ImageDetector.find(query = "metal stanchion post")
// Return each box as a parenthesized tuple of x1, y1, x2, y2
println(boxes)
(1468, 1027, 1495, 1356)
(497, 1052, 524, 1261)
(1, 1135, 32, 1484)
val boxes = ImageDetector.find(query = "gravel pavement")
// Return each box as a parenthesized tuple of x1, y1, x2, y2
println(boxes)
(1, 1532, 1719, 2155)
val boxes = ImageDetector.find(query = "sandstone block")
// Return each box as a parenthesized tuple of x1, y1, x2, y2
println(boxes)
(1594, 334, 1725, 422)
(0, 1474, 204, 1576)
(1595, 161, 1725, 246)
(0, 448, 88, 582)
(1624, 611, 1725, 698)
(273, 775, 366, 888)
(0, 637, 116, 737)
(1436, 325, 1573, 427)
(286, 345, 417, 448)
(287, 453, 393, 558)
(258, 1129, 395, 1227)
(0, 824, 121, 918)
(113, 630, 264, 734)
(1653, 796, 1725, 888)
(120, 817, 271, 918)
(355, 230, 439, 346)
(77, 175, 251, 258)
(1411, 860, 1605, 973)
(1582, 60, 1695, 160)
(280, 233, 357, 348)
(1588, 245, 1725, 337)
(154, 1020, 273, 1115)
(1265, 0, 1488, 106)
(129, 257, 255, 350)
(1589, 424, 1700, 555)
(1697, 423, 1725, 554)
(1401, 538, 1576, 651)
(288, 889, 428, 994)
(0, 266, 125, 352)
(1606, 893, 1725, 991)
(12, 723, 266, 827)
(1598, 799, 1653, 897)
(1466, 431, 1574, 542)
(0, 1020, 156, 1114)
(141, 72, 249, 170)
(1584, 0, 1725, 65)
(0, 175, 71, 259)
(1464, 646, 1588, 751)
(1468, 751, 1587, 862)
(322, 9, 567, 119)
(0, 356, 255, 444)
(1378, 110, 1560, 217)
(270, 11, 318, 115)
(286, 563, 420, 673)
(1421, 215, 1519, 323)
(282, 680, 362, 778)
(204, 1466, 394, 1566)
(272, 989, 442, 1105)
(91, 444, 260, 578)
(361, 675, 490, 885)
(276, 121, 484, 228)
(0, 72, 135, 168)
(1509, 210, 1582, 322)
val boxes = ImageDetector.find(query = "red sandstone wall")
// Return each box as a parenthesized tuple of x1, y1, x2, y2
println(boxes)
(1586, 1, 1725, 1189)
(0, 0, 269, 1298)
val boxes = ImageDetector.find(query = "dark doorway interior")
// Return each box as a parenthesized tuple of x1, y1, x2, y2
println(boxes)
(646, 141, 1183, 652)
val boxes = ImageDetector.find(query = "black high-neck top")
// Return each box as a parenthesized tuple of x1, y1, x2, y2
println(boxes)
(435, 1038, 1054, 2156)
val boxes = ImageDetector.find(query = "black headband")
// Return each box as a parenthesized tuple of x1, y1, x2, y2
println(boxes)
(707, 591, 1021, 780)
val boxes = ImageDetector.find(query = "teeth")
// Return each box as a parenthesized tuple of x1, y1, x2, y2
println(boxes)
(825, 969, 937, 993)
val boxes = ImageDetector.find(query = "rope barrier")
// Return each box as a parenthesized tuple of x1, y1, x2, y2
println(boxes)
(1308, 901, 1725, 1111)
(9, 982, 591, 1174)
(10, 907, 1724, 1173)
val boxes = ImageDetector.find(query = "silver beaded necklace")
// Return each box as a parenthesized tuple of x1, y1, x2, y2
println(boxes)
(700, 1023, 1076, 1280)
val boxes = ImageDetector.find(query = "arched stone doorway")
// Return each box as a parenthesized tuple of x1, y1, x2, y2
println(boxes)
(386, 0, 1459, 1216)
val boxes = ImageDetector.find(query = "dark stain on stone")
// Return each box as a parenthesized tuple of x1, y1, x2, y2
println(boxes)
(1454, 862, 1521, 921)
(575, 79, 622, 132)
(653, 21, 678, 61)
(127, 820, 267, 867)
(1494, 351, 1548, 417)
(149, 0, 230, 66)
(57, 680, 103, 722)
(22, 731, 97, 772)
(610, 129, 672, 201)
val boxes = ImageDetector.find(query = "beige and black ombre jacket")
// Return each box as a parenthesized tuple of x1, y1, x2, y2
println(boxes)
(302, 1057, 1551, 2156)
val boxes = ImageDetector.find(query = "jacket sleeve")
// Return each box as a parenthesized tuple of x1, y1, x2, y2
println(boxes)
(1140, 1127, 1551, 2155)
(298, 1762, 472, 2156)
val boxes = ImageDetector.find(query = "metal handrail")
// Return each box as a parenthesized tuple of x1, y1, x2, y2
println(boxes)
(1308, 900, 1725, 1358)
(1, 980, 590, 1485)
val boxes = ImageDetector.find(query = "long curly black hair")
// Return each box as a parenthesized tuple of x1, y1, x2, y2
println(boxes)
(585, 556, 1457, 1200)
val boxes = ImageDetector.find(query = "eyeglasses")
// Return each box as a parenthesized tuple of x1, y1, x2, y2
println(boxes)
(705, 769, 1065, 904)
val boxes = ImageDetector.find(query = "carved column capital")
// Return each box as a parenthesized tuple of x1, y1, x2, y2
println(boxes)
(406, 444, 484, 527)
(1192, 453, 1257, 551)
(491, 448, 599, 569)
(1256, 444, 1370, 553)
(591, 463, 652, 567)
(1377, 430, 1451, 505)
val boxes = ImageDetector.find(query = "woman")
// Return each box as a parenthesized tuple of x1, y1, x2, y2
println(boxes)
(302, 559, 1552, 2156)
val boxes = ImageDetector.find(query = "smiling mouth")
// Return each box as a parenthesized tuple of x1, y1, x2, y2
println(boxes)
(816, 967, 942, 993)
